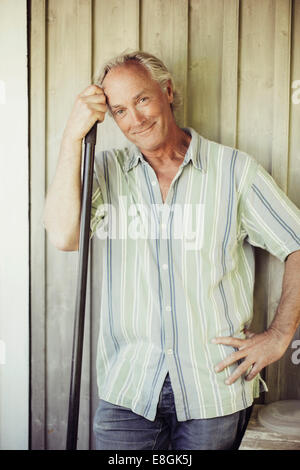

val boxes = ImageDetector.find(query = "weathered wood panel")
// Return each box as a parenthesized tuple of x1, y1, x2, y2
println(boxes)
(237, 0, 276, 370)
(30, 0, 300, 449)
(188, 0, 225, 142)
(287, 0, 300, 400)
(46, 0, 92, 450)
(220, 0, 240, 148)
(30, 0, 46, 450)
(93, 0, 140, 152)
(279, 0, 300, 401)
(238, 0, 275, 168)
(289, 0, 300, 209)
(141, 0, 189, 127)
(265, 0, 293, 403)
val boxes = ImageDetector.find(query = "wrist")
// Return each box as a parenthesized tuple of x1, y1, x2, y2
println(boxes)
(267, 325, 294, 350)
(60, 131, 82, 155)
(62, 126, 83, 145)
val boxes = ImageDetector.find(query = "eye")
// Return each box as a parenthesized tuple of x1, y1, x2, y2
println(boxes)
(139, 96, 149, 103)
(114, 108, 125, 117)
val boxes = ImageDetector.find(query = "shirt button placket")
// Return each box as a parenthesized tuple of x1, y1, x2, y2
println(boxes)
(160, 230, 174, 363)
(148, 165, 175, 364)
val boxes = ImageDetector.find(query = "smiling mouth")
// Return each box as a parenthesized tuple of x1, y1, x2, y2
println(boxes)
(134, 123, 155, 135)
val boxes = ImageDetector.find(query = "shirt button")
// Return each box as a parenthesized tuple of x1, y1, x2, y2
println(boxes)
(167, 349, 173, 355)
(165, 305, 171, 311)
(161, 223, 167, 230)
(151, 180, 156, 186)
(162, 263, 168, 270)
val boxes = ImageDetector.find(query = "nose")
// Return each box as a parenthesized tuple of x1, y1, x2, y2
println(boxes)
(129, 107, 145, 127)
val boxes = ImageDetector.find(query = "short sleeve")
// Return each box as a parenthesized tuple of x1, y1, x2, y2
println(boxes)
(90, 170, 105, 240)
(240, 164, 300, 262)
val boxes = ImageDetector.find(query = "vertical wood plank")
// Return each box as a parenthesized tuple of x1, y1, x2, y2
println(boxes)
(271, 0, 291, 192)
(265, 0, 292, 403)
(92, 0, 140, 152)
(237, 0, 276, 362)
(30, 0, 46, 450)
(220, 0, 239, 147)
(141, 0, 188, 127)
(188, 0, 225, 141)
(288, 6, 300, 408)
(288, 0, 300, 209)
(46, 0, 92, 449)
(237, 0, 275, 167)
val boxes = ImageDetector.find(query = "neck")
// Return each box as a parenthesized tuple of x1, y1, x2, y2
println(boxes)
(140, 123, 191, 165)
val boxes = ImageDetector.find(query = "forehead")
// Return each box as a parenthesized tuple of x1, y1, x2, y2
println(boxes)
(102, 62, 162, 101)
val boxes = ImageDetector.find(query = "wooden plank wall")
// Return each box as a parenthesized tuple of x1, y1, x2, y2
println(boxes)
(30, 0, 300, 449)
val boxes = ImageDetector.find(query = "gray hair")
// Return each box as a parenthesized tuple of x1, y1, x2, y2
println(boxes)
(95, 50, 181, 114)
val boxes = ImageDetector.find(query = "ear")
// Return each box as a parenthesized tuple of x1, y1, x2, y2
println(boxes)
(165, 79, 174, 104)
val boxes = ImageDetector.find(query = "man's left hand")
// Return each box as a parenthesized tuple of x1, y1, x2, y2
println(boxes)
(212, 328, 289, 385)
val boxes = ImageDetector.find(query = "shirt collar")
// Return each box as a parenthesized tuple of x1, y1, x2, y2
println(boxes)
(123, 127, 208, 173)
(181, 127, 208, 172)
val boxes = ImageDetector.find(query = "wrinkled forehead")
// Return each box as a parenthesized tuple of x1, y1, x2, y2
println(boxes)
(102, 60, 153, 87)
(102, 62, 162, 104)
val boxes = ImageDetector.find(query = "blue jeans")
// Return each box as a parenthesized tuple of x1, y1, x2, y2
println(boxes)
(93, 373, 252, 450)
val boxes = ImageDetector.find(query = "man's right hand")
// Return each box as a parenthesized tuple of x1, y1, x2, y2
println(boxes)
(64, 84, 108, 142)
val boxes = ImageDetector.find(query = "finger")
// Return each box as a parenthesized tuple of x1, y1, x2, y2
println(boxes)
(83, 93, 107, 105)
(245, 364, 260, 381)
(78, 103, 107, 125)
(80, 84, 104, 97)
(212, 336, 245, 349)
(224, 361, 253, 385)
(89, 103, 108, 113)
(93, 110, 107, 123)
(214, 349, 246, 373)
(80, 107, 107, 128)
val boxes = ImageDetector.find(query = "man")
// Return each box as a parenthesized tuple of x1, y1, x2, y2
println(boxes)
(44, 51, 300, 450)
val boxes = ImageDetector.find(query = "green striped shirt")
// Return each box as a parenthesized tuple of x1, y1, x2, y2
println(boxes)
(90, 127, 300, 420)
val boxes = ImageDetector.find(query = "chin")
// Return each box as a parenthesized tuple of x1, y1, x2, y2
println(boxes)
(132, 125, 167, 150)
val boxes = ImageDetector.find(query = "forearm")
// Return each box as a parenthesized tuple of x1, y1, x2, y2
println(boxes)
(44, 84, 107, 250)
(268, 249, 300, 346)
(214, 249, 300, 384)
(44, 132, 82, 251)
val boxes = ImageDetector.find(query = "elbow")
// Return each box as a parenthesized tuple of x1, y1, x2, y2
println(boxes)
(55, 239, 79, 252)
(44, 220, 79, 252)
(43, 206, 80, 251)
(49, 232, 79, 251)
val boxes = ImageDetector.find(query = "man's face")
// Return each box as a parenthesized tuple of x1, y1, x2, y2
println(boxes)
(102, 62, 174, 152)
